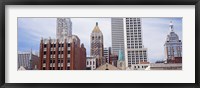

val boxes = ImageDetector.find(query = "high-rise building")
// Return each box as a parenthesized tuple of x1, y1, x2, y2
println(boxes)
(103, 47, 111, 63)
(39, 36, 86, 70)
(18, 50, 39, 70)
(164, 21, 182, 63)
(39, 18, 86, 70)
(124, 18, 148, 68)
(111, 18, 125, 58)
(56, 18, 72, 39)
(90, 22, 104, 67)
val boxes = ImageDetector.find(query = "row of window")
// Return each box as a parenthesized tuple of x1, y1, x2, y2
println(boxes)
(43, 43, 71, 48)
(126, 22, 141, 24)
(127, 29, 141, 32)
(43, 59, 70, 63)
(42, 67, 70, 70)
(43, 51, 70, 55)
(128, 58, 147, 61)
(86, 61, 95, 65)
(126, 27, 141, 29)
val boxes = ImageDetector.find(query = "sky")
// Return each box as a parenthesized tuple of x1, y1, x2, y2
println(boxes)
(18, 17, 182, 63)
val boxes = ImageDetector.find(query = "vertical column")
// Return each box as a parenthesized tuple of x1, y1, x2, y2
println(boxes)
(55, 39, 59, 70)
(63, 39, 67, 70)
(39, 39, 44, 70)
(46, 39, 51, 70)
(70, 42, 73, 70)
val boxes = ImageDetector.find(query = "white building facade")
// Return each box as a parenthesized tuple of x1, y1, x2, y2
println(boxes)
(86, 56, 97, 70)
(124, 18, 148, 69)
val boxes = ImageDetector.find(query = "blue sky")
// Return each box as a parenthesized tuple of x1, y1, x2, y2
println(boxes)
(18, 17, 182, 63)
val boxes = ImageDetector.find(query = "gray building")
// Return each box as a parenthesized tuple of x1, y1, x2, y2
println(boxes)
(103, 47, 111, 63)
(56, 18, 72, 39)
(111, 18, 125, 58)
(18, 50, 39, 70)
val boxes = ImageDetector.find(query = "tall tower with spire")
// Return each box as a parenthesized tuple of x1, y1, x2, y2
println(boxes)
(56, 18, 72, 39)
(164, 21, 182, 63)
(90, 22, 104, 67)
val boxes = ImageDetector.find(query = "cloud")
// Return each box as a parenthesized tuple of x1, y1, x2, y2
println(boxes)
(18, 17, 182, 63)
(142, 18, 182, 63)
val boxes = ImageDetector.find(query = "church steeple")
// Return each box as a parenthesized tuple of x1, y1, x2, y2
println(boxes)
(118, 45, 124, 61)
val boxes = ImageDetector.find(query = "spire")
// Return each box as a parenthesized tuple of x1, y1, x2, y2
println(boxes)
(169, 21, 174, 32)
(118, 44, 124, 61)
(96, 22, 98, 26)
(92, 22, 102, 33)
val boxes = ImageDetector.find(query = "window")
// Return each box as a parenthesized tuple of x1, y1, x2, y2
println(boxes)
(43, 60, 46, 63)
(67, 67, 70, 70)
(44, 51, 46, 55)
(44, 44, 47, 48)
(67, 59, 70, 63)
(68, 43, 71, 47)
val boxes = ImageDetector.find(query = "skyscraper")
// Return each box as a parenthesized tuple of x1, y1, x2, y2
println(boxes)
(111, 18, 125, 57)
(56, 18, 72, 39)
(39, 18, 86, 70)
(124, 18, 148, 68)
(164, 21, 182, 63)
(90, 22, 104, 67)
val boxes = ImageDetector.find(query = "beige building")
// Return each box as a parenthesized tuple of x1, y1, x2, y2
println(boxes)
(96, 63, 119, 70)
(90, 22, 104, 67)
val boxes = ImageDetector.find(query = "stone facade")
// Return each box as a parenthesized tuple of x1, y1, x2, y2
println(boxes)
(90, 22, 104, 67)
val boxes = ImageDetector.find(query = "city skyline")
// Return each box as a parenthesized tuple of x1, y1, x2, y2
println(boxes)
(18, 17, 182, 63)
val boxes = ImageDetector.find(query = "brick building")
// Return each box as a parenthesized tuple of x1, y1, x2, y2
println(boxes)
(39, 35, 86, 70)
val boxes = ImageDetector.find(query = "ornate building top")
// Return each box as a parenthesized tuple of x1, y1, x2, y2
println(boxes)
(166, 21, 181, 43)
(92, 22, 102, 33)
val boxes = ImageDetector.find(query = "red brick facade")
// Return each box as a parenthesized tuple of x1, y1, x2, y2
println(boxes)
(39, 38, 86, 70)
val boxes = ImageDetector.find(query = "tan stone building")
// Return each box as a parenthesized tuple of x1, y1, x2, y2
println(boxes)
(90, 22, 104, 67)
(96, 63, 119, 70)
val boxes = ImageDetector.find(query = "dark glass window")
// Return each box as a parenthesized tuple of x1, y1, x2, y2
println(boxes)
(68, 43, 71, 47)
(44, 51, 46, 55)
(67, 67, 70, 70)
(44, 44, 47, 48)
(43, 60, 46, 63)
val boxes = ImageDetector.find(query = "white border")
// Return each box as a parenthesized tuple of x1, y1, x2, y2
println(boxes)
(5, 5, 195, 83)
